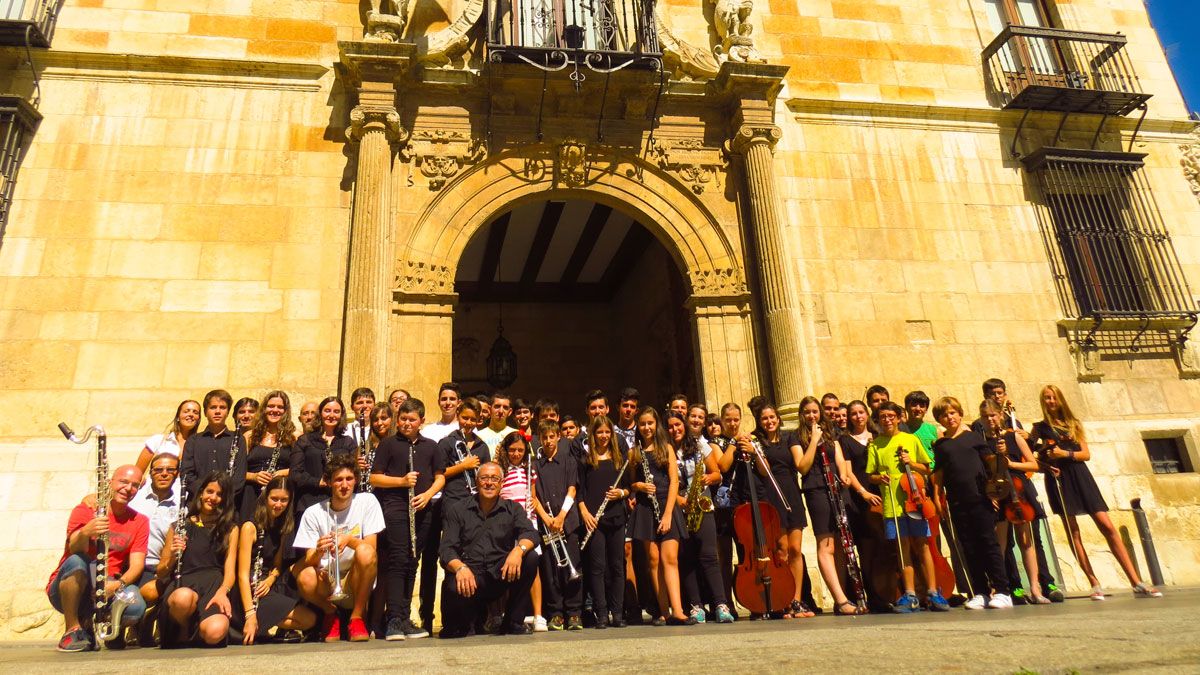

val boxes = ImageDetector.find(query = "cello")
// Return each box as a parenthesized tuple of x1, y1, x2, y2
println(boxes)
(897, 450, 956, 598)
(732, 437, 795, 617)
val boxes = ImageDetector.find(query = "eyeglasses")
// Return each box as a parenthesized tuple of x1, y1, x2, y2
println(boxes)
(477, 476, 502, 485)
(151, 467, 179, 475)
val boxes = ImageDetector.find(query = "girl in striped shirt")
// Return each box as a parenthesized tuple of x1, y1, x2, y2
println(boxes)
(497, 431, 547, 631)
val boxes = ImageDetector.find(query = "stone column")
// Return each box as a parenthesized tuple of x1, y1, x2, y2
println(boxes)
(341, 99, 404, 396)
(691, 297, 760, 425)
(732, 122, 808, 418)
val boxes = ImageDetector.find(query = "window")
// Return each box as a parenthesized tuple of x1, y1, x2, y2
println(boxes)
(1144, 437, 1194, 474)
(0, 0, 65, 47)
(0, 96, 40, 247)
(983, 0, 1057, 77)
(1024, 147, 1196, 321)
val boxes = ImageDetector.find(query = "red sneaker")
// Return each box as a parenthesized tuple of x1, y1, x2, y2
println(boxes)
(323, 614, 341, 642)
(347, 617, 370, 642)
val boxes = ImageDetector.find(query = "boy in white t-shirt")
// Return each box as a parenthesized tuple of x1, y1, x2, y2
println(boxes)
(294, 454, 384, 642)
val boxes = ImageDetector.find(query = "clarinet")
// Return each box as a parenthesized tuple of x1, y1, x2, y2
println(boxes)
(228, 423, 243, 473)
(58, 423, 117, 642)
(408, 443, 417, 557)
(639, 445, 662, 521)
(581, 454, 630, 550)
(357, 421, 373, 493)
(250, 522, 266, 610)
(820, 442, 866, 612)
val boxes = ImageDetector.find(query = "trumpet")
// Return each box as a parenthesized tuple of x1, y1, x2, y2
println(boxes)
(539, 499, 581, 581)
(454, 440, 478, 496)
(581, 455, 630, 550)
(325, 503, 348, 602)
(58, 422, 131, 646)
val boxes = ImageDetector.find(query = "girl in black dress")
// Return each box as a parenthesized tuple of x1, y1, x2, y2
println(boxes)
(629, 407, 693, 625)
(746, 402, 814, 618)
(578, 416, 632, 628)
(839, 400, 889, 612)
(239, 391, 296, 521)
(360, 402, 393, 494)
(158, 471, 239, 647)
(795, 396, 861, 615)
(1029, 385, 1162, 599)
(669, 411, 734, 624)
(290, 396, 356, 514)
(237, 475, 316, 644)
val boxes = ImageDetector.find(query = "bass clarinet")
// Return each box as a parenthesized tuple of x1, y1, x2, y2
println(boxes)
(819, 441, 866, 612)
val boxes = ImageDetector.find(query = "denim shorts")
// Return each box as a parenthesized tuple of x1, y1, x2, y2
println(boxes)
(48, 553, 147, 623)
(884, 517, 931, 540)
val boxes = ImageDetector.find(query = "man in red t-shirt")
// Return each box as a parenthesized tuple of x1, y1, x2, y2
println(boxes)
(46, 465, 150, 652)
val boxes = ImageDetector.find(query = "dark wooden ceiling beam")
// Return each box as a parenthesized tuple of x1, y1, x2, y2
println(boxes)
(598, 224, 653, 294)
(560, 203, 612, 285)
(454, 281, 614, 303)
(519, 200, 564, 286)
(478, 211, 511, 285)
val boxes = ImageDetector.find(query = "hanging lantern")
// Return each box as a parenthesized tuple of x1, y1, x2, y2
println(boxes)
(486, 323, 517, 389)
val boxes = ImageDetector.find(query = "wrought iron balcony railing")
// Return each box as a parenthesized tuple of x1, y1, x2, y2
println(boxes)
(0, 0, 65, 47)
(983, 25, 1151, 116)
(0, 95, 41, 246)
(486, 0, 660, 72)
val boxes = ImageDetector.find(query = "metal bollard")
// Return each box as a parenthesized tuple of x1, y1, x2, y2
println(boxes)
(1130, 498, 1164, 587)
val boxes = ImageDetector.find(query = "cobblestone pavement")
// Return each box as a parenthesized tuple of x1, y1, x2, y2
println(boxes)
(2, 588, 1197, 674)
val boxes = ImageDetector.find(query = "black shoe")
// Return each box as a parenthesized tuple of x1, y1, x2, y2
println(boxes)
(503, 623, 532, 635)
(610, 613, 627, 628)
(594, 617, 608, 629)
(666, 616, 698, 626)
(651, 616, 666, 627)
(402, 619, 429, 639)
(280, 629, 304, 644)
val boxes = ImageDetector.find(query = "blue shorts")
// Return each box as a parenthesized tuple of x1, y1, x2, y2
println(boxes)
(48, 553, 147, 624)
(884, 518, 931, 540)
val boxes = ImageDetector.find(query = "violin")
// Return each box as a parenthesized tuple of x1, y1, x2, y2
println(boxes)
(896, 449, 955, 597)
(732, 441, 794, 616)
(987, 429, 1035, 525)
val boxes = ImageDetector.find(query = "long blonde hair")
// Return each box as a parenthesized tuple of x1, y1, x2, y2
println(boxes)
(586, 415, 624, 469)
(1039, 384, 1085, 441)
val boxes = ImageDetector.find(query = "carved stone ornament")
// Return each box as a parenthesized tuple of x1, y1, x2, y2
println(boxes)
(395, 260, 453, 295)
(1183, 128, 1200, 203)
(364, 8, 407, 43)
(655, 11, 720, 81)
(1068, 341, 1103, 383)
(1175, 340, 1200, 379)
(708, 0, 763, 64)
(649, 137, 726, 194)
(418, 0, 484, 66)
(556, 139, 589, 187)
(404, 129, 485, 190)
(731, 123, 782, 154)
(689, 267, 748, 298)
(347, 106, 406, 143)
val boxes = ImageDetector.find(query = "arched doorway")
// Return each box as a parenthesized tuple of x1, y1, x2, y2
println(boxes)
(450, 198, 697, 405)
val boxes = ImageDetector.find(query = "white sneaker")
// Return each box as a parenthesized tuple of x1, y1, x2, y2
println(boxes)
(987, 593, 1013, 609)
(1090, 585, 1106, 601)
(532, 616, 548, 632)
(963, 594, 987, 610)
(523, 615, 534, 625)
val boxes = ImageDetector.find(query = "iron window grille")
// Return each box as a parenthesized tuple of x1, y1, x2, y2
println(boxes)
(486, 0, 660, 72)
(1024, 147, 1197, 334)
(0, 95, 41, 247)
(0, 0, 65, 47)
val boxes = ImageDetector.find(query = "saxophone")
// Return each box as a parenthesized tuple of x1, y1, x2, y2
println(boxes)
(684, 447, 714, 533)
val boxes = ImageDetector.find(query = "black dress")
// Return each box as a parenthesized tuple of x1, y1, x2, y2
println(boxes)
(755, 431, 807, 531)
(160, 519, 229, 647)
(800, 442, 839, 537)
(1032, 421, 1108, 516)
(241, 520, 299, 635)
(239, 442, 289, 521)
(630, 448, 685, 542)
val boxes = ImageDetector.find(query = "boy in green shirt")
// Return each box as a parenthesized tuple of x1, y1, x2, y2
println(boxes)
(867, 402, 949, 613)
(900, 390, 939, 466)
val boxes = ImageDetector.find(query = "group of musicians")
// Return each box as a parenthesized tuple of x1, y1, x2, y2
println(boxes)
(48, 379, 1164, 651)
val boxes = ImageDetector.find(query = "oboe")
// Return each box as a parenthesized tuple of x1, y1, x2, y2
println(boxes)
(250, 523, 265, 610)
(638, 446, 661, 521)
(581, 454, 630, 550)
(820, 442, 866, 612)
(408, 443, 417, 557)
(228, 423, 243, 473)
(356, 420, 373, 493)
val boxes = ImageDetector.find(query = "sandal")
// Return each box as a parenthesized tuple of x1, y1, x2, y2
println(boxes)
(786, 600, 815, 618)
(1089, 585, 1106, 601)
(834, 601, 860, 616)
(1133, 583, 1163, 598)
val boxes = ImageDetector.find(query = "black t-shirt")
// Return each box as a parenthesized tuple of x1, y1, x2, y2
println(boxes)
(535, 451, 580, 532)
(800, 442, 834, 491)
(372, 434, 444, 515)
(932, 431, 990, 505)
(438, 431, 489, 504)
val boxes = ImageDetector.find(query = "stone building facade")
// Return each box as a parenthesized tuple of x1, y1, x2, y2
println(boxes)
(0, 0, 1198, 638)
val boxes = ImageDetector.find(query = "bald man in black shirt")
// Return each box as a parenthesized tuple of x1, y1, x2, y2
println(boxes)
(439, 462, 539, 637)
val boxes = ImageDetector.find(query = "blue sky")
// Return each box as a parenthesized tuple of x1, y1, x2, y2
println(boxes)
(1145, 0, 1198, 115)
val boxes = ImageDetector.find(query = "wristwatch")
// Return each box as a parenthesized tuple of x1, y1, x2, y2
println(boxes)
(517, 542, 530, 554)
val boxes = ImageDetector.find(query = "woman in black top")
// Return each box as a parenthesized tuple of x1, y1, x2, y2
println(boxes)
(794, 397, 861, 615)
(1029, 385, 1161, 599)
(668, 412, 734, 624)
(158, 471, 239, 647)
(239, 391, 295, 521)
(748, 403, 813, 618)
(838, 400, 888, 611)
(236, 475, 315, 643)
(629, 407, 692, 625)
(578, 416, 631, 628)
(289, 396, 356, 514)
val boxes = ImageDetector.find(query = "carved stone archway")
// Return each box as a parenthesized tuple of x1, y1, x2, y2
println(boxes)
(389, 146, 762, 410)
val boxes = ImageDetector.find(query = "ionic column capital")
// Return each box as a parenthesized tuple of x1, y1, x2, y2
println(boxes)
(347, 105, 406, 144)
(731, 123, 782, 154)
